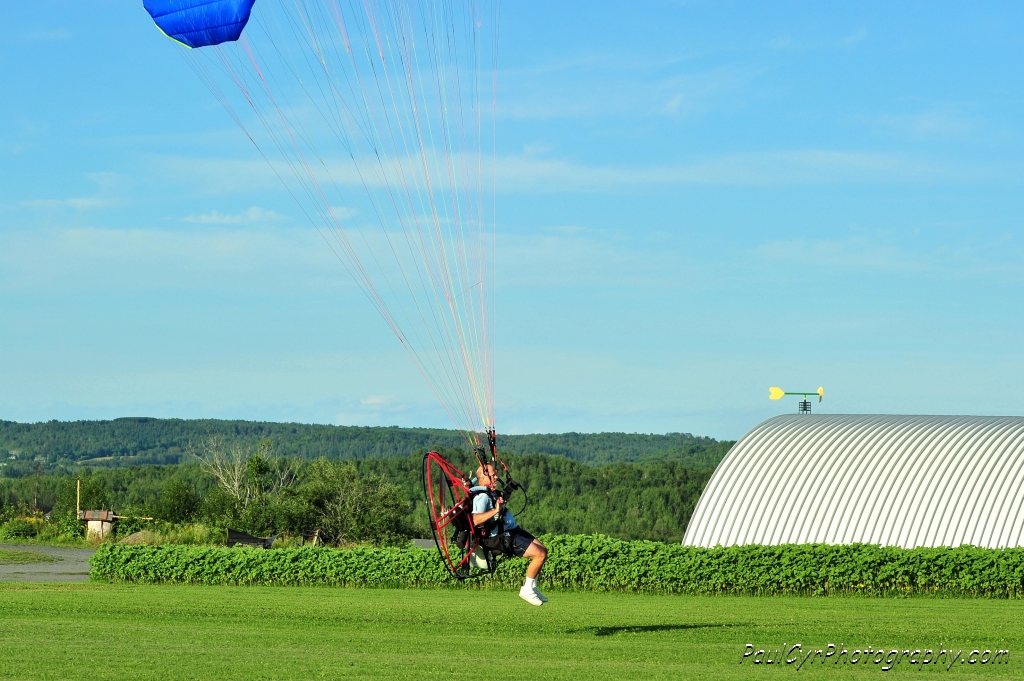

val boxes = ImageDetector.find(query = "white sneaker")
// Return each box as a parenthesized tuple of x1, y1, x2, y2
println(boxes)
(519, 586, 544, 606)
(533, 587, 548, 603)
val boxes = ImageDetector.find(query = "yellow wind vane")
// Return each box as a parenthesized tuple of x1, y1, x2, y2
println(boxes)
(769, 386, 824, 413)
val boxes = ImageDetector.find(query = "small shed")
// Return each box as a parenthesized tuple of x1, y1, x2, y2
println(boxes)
(79, 510, 116, 540)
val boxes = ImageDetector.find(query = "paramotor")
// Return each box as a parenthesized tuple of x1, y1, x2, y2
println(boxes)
(421, 431, 525, 579)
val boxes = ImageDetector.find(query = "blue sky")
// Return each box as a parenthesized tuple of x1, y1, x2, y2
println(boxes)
(2, 1, 1023, 439)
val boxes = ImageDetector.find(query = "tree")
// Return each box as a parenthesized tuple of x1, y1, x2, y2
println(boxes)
(290, 459, 409, 546)
(190, 437, 301, 510)
(188, 436, 249, 504)
(158, 479, 199, 523)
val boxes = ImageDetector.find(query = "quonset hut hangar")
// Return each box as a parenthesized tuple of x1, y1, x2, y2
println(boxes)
(682, 415, 1024, 549)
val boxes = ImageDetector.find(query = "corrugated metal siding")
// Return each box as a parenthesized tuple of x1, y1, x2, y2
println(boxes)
(682, 415, 1024, 549)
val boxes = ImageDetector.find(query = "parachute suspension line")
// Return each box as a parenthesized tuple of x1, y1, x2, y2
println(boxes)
(349, 0, 489, 434)
(409, 1, 487, 429)
(242, 28, 480, 443)
(288, 15, 475, 436)
(321, 2, 466, 403)
(270, 3, 458, 382)
(254, 21, 481, 443)
(487, 1, 500, 429)
(346, 1, 493, 440)
(199, 27, 469, 432)
(441, 2, 490, 430)
(181, 49, 385, 319)
(341, 1, 491, 439)
(165, 0, 497, 446)
(342, 1, 485, 434)
(358, 3, 480, 423)
(260, 5, 468, 411)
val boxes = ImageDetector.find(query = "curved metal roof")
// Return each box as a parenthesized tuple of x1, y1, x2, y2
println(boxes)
(683, 414, 1024, 549)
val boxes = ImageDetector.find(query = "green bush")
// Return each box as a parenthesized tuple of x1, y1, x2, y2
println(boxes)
(90, 535, 1024, 597)
(36, 510, 82, 541)
(1, 517, 39, 539)
(91, 543, 448, 587)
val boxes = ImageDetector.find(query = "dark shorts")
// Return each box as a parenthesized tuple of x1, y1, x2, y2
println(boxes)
(482, 527, 536, 557)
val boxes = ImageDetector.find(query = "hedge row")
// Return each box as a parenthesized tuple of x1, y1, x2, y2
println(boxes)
(89, 535, 1024, 597)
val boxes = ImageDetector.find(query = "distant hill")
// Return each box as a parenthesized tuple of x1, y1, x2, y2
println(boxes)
(0, 451, 717, 543)
(0, 418, 733, 469)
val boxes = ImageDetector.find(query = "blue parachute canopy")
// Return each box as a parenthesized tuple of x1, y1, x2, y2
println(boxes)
(143, 0, 255, 49)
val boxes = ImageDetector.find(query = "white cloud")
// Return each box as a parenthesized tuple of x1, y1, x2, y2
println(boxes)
(0, 226, 341, 293)
(21, 197, 120, 209)
(499, 58, 760, 120)
(755, 237, 929, 275)
(841, 28, 867, 46)
(766, 28, 867, 51)
(155, 156, 280, 194)
(157, 154, 416, 194)
(655, 65, 765, 117)
(21, 28, 70, 42)
(749, 233, 1024, 284)
(766, 36, 792, 50)
(85, 171, 131, 189)
(498, 228, 684, 288)
(183, 206, 288, 224)
(330, 206, 357, 220)
(905, 111, 972, 139)
(19, 172, 131, 210)
(495, 149, 993, 193)
(158, 145, 1002, 203)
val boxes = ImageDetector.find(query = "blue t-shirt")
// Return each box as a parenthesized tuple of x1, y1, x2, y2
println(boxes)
(470, 486, 518, 536)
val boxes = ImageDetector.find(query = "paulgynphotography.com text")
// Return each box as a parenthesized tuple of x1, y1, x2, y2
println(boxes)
(741, 644, 1009, 671)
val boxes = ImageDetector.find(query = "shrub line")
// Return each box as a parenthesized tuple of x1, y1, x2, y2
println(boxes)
(89, 535, 1024, 597)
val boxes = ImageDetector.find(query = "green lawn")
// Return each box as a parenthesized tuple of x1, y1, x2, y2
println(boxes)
(0, 536, 91, 549)
(0, 583, 1020, 679)
(0, 548, 56, 564)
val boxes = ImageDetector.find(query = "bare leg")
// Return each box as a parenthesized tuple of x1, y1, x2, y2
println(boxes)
(523, 540, 547, 579)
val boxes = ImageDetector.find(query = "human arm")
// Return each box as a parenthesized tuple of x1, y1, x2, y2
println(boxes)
(471, 495, 504, 527)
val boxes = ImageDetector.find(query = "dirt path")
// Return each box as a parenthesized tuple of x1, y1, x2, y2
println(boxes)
(0, 544, 95, 582)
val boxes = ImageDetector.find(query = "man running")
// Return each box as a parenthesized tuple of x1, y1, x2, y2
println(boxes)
(471, 464, 548, 605)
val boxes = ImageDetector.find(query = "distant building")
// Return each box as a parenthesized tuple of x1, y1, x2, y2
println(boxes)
(79, 510, 116, 540)
(683, 415, 1024, 549)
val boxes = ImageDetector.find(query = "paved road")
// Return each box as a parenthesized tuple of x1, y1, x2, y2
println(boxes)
(0, 544, 95, 582)
(0, 541, 429, 581)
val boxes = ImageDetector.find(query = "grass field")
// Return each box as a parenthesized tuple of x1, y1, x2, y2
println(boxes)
(0, 536, 91, 549)
(0, 548, 56, 564)
(0, 583, 1020, 680)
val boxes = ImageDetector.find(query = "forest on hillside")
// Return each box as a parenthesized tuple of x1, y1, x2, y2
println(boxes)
(0, 448, 714, 543)
(0, 418, 733, 470)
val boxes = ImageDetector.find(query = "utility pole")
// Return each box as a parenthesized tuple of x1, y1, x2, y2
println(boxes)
(32, 457, 45, 513)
